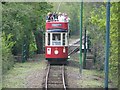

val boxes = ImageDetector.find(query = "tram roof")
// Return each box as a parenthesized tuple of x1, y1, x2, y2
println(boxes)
(46, 21, 68, 24)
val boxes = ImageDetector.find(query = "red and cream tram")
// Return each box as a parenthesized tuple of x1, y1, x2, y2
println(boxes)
(45, 21, 68, 63)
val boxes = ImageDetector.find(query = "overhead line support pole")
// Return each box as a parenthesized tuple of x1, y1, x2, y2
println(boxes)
(105, 0, 110, 89)
(83, 27, 86, 68)
(79, 1, 83, 74)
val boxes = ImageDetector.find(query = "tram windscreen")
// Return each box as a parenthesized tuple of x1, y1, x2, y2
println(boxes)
(52, 34, 61, 45)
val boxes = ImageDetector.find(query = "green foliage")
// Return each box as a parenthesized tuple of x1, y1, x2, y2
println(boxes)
(109, 2, 119, 86)
(89, 2, 118, 87)
(29, 42, 37, 57)
(2, 32, 16, 51)
(2, 32, 15, 73)
(68, 3, 80, 35)
(2, 2, 53, 54)
(52, 2, 80, 35)
(2, 2, 53, 72)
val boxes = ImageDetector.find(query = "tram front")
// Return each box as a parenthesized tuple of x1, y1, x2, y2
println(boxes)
(45, 21, 69, 63)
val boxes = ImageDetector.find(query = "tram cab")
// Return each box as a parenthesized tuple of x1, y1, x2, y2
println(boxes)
(45, 21, 68, 63)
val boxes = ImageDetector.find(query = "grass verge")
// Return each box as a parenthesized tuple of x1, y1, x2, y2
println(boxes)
(2, 54, 46, 88)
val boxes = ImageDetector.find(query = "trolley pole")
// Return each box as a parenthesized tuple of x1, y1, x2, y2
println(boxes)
(105, 0, 110, 89)
(79, 1, 83, 74)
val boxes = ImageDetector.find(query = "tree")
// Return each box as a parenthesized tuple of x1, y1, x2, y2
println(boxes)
(2, 2, 53, 72)
(89, 2, 119, 86)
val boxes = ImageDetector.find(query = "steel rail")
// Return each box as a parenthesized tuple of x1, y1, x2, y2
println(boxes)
(45, 64, 66, 90)
(62, 65, 66, 90)
(45, 64, 50, 90)
(68, 46, 79, 56)
(68, 39, 80, 56)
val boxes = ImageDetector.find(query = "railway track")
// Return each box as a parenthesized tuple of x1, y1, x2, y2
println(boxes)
(44, 64, 67, 90)
(68, 39, 80, 56)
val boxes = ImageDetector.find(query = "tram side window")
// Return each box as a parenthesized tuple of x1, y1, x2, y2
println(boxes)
(63, 33, 65, 45)
(48, 33, 50, 45)
(52, 34, 61, 45)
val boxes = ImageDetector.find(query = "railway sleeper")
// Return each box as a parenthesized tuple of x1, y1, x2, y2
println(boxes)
(50, 69, 62, 70)
(48, 80, 63, 84)
(49, 75, 62, 78)
(48, 78, 62, 81)
(48, 84, 64, 88)
(50, 71, 62, 73)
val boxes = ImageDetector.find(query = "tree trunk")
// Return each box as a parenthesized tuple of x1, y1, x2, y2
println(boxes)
(33, 29, 43, 54)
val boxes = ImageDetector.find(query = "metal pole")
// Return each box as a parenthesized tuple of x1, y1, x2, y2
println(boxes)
(79, 1, 83, 74)
(83, 27, 86, 69)
(56, 2, 62, 13)
(105, 0, 110, 89)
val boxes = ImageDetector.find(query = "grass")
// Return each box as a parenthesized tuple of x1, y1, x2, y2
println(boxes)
(78, 69, 116, 88)
(69, 52, 116, 88)
(78, 69, 104, 88)
(0, 45, 2, 90)
(2, 55, 46, 88)
(2, 47, 117, 89)
(0, 82, 2, 90)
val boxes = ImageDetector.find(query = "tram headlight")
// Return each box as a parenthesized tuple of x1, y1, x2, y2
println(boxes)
(54, 50, 59, 55)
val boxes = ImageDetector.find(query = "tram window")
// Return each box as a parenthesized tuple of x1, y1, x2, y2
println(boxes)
(65, 33, 68, 46)
(52, 34, 61, 45)
(63, 33, 65, 45)
(48, 33, 50, 45)
(53, 34, 60, 40)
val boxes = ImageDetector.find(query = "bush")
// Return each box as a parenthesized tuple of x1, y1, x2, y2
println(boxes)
(2, 32, 15, 73)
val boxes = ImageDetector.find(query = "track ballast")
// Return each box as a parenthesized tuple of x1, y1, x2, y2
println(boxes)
(44, 64, 67, 90)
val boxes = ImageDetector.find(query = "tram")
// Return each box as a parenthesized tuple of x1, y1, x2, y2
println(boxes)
(45, 21, 69, 64)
